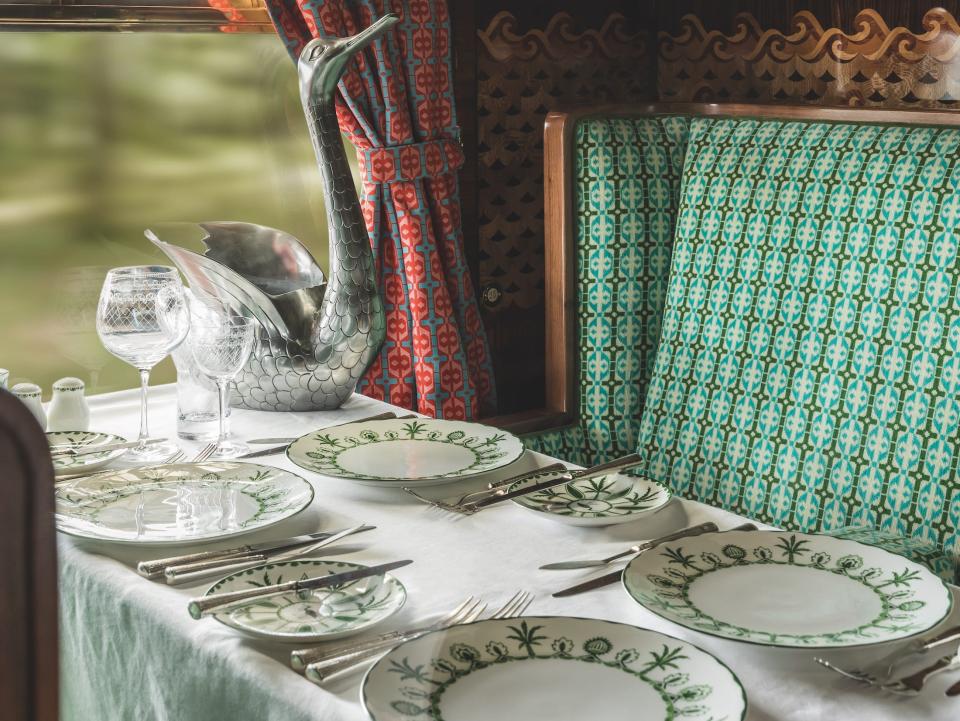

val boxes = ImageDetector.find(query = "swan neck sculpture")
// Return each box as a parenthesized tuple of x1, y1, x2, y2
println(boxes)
(151, 16, 395, 412)
(297, 17, 396, 289)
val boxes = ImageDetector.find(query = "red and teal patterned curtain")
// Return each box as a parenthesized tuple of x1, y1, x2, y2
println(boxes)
(265, 0, 497, 419)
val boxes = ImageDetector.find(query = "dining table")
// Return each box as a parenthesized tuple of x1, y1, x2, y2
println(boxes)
(58, 384, 960, 721)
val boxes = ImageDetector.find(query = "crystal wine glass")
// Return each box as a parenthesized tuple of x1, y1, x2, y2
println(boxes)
(188, 314, 255, 459)
(96, 266, 190, 461)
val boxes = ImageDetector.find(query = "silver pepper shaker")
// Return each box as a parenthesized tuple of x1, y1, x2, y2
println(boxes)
(47, 377, 90, 431)
(0, 368, 8, 389)
(12, 382, 46, 430)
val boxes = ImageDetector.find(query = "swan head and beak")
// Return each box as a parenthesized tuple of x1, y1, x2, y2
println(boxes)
(298, 13, 400, 105)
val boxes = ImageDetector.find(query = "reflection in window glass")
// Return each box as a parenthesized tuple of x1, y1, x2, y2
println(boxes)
(0, 32, 352, 395)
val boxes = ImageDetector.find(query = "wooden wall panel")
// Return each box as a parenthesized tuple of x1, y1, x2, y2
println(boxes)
(470, 1, 960, 421)
(471, 5, 655, 413)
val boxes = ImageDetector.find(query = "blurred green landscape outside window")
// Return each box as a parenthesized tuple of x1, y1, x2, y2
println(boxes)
(0, 31, 355, 397)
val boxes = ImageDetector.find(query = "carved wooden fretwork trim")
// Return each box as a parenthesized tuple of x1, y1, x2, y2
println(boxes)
(659, 9, 960, 107)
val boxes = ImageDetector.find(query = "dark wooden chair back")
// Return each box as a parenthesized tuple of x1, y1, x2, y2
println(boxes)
(0, 389, 58, 721)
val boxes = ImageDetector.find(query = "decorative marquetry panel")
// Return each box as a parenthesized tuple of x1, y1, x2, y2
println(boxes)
(659, 8, 960, 107)
(477, 11, 652, 312)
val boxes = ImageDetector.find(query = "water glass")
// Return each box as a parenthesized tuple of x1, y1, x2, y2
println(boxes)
(96, 266, 189, 461)
(188, 314, 255, 458)
(172, 291, 227, 441)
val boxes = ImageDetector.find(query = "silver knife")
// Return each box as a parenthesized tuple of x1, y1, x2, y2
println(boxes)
(541, 521, 719, 571)
(552, 523, 756, 597)
(188, 559, 413, 619)
(163, 524, 371, 585)
(236, 411, 415, 459)
(136, 525, 375, 580)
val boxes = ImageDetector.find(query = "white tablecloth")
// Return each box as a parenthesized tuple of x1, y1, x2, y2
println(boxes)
(59, 385, 960, 721)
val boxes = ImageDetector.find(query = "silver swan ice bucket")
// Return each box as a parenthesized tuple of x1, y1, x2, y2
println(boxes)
(148, 15, 398, 411)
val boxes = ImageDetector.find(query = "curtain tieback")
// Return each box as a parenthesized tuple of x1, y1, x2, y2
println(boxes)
(358, 137, 464, 184)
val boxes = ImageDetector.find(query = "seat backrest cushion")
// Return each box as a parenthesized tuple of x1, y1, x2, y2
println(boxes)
(527, 115, 689, 466)
(635, 116, 960, 558)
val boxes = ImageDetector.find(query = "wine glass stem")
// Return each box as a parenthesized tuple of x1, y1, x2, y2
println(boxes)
(138, 368, 151, 447)
(217, 380, 229, 448)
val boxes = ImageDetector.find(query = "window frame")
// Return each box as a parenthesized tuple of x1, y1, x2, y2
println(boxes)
(0, 1, 273, 33)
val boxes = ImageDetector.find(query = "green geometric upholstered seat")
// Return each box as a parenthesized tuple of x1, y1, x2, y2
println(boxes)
(633, 116, 960, 575)
(525, 115, 689, 467)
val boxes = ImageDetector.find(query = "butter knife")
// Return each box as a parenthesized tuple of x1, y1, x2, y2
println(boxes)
(552, 522, 757, 598)
(188, 559, 412, 619)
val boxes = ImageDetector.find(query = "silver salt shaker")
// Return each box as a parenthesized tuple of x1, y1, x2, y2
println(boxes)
(47, 377, 90, 431)
(12, 382, 46, 430)
(0, 368, 8, 389)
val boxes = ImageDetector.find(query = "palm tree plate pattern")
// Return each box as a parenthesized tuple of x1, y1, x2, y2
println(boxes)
(510, 472, 672, 526)
(206, 559, 406, 642)
(286, 419, 524, 487)
(48, 430, 128, 475)
(55, 462, 314, 545)
(623, 530, 953, 648)
(361, 616, 747, 721)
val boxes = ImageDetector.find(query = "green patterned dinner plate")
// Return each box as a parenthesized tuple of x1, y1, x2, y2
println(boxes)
(48, 430, 128, 476)
(54, 462, 314, 545)
(509, 472, 672, 526)
(361, 616, 747, 721)
(207, 559, 406, 642)
(623, 530, 953, 649)
(286, 418, 524, 487)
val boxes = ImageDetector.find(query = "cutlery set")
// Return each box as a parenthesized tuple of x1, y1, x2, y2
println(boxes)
(816, 626, 960, 696)
(137, 525, 375, 584)
(297, 591, 535, 684)
(188, 558, 413, 619)
(403, 453, 643, 516)
(51, 411, 960, 703)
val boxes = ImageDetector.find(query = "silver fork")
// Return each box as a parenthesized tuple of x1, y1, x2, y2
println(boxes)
(291, 596, 485, 671)
(163, 449, 186, 464)
(815, 651, 960, 695)
(304, 591, 534, 684)
(190, 443, 217, 463)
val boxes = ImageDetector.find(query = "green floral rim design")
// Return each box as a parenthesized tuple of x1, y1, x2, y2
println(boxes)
(361, 616, 747, 721)
(623, 530, 954, 649)
(48, 430, 127, 473)
(207, 559, 406, 641)
(286, 419, 525, 484)
(510, 472, 672, 524)
(54, 462, 315, 545)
